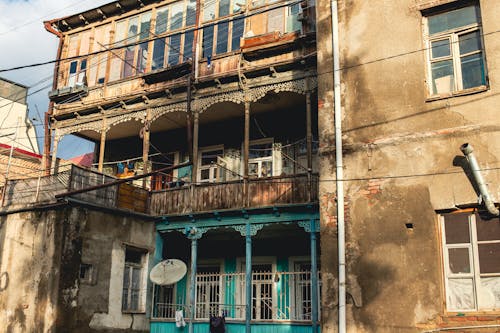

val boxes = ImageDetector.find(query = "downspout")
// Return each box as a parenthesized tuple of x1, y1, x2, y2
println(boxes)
(43, 21, 64, 175)
(331, 1, 346, 332)
(460, 143, 499, 216)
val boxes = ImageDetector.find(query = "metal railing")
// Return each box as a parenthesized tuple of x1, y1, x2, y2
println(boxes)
(151, 270, 321, 322)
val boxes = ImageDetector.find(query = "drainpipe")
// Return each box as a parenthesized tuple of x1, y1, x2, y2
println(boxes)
(331, 1, 346, 332)
(460, 143, 499, 216)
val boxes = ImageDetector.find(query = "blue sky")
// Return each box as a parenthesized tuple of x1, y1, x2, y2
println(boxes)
(0, 0, 110, 159)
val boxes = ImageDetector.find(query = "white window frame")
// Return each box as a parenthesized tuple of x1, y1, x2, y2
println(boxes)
(236, 256, 277, 320)
(440, 212, 500, 312)
(198, 145, 225, 183)
(247, 138, 275, 178)
(194, 260, 224, 319)
(423, 4, 487, 97)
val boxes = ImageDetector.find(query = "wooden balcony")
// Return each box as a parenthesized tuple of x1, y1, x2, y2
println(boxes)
(149, 173, 318, 216)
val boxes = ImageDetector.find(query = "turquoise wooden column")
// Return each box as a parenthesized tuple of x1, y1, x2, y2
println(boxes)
(234, 223, 264, 333)
(187, 227, 204, 333)
(245, 222, 252, 333)
(299, 219, 320, 333)
(148, 231, 164, 319)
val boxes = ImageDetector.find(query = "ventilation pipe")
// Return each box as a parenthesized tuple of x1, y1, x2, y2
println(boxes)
(460, 143, 499, 216)
(331, 1, 346, 332)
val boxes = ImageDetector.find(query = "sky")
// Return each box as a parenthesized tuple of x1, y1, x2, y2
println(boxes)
(0, 0, 111, 159)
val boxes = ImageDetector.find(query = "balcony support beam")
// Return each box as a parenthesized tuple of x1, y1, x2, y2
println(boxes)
(142, 109, 151, 188)
(245, 222, 252, 333)
(50, 130, 60, 175)
(243, 100, 250, 206)
(306, 87, 313, 202)
(98, 119, 107, 172)
(192, 111, 199, 183)
(188, 231, 199, 333)
(309, 219, 319, 333)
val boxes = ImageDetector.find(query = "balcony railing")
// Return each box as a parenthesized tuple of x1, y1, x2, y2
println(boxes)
(149, 173, 318, 215)
(152, 270, 321, 322)
(1, 165, 149, 214)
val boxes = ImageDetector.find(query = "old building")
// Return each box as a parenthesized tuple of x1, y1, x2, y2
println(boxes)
(316, 0, 500, 332)
(1, 0, 320, 332)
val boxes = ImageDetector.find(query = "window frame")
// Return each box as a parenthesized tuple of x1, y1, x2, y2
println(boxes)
(198, 145, 225, 183)
(122, 246, 148, 313)
(423, 4, 488, 98)
(440, 212, 500, 312)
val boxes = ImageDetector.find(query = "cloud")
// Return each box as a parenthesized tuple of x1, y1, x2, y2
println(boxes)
(0, 0, 110, 159)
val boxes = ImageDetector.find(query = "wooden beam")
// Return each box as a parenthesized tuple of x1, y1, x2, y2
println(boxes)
(243, 100, 250, 206)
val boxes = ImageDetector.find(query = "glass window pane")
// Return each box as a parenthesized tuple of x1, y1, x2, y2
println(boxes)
(461, 53, 485, 89)
(479, 277, 500, 309)
(249, 162, 258, 177)
(216, 21, 229, 54)
(139, 11, 151, 41)
(203, 26, 214, 58)
(431, 60, 454, 94)
(155, 7, 169, 34)
(219, 0, 230, 17)
(152, 39, 166, 70)
(478, 243, 500, 274)
(114, 20, 127, 46)
(231, 18, 244, 51)
(459, 31, 481, 54)
(428, 5, 479, 35)
(444, 213, 470, 244)
(200, 168, 210, 180)
(186, 0, 196, 26)
(476, 213, 500, 241)
(170, 2, 184, 30)
(168, 34, 181, 66)
(204, 0, 216, 21)
(183, 30, 194, 60)
(261, 161, 272, 177)
(69, 61, 78, 74)
(448, 248, 471, 274)
(431, 39, 451, 58)
(448, 278, 475, 310)
(233, 0, 245, 13)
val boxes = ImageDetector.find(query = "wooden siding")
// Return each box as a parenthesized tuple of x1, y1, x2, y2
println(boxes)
(149, 174, 318, 215)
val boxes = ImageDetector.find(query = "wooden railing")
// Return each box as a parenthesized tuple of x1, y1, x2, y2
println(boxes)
(1, 165, 149, 214)
(149, 174, 318, 215)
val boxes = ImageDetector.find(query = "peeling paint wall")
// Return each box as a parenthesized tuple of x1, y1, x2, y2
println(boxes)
(0, 207, 155, 333)
(316, 0, 500, 332)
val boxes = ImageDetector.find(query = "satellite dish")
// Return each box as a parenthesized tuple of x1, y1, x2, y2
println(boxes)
(150, 259, 187, 285)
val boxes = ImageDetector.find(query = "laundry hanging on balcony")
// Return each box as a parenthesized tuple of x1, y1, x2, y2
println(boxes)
(209, 315, 225, 333)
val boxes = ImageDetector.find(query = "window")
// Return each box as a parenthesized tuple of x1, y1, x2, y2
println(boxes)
(79, 263, 95, 284)
(122, 246, 147, 312)
(424, 4, 487, 96)
(196, 265, 222, 318)
(87, 25, 111, 86)
(67, 58, 87, 87)
(109, 11, 152, 80)
(151, 0, 196, 70)
(249, 139, 274, 178)
(440, 212, 500, 311)
(201, 0, 245, 58)
(198, 147, 225, 183)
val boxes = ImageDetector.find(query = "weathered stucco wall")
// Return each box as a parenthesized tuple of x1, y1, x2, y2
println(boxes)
(0, 210, 63, 333)
(0, 207, 155, 333)
(316, 0, 500, 332)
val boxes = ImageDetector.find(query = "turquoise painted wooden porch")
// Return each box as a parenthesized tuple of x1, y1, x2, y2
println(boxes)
(150, 205, 320, 333)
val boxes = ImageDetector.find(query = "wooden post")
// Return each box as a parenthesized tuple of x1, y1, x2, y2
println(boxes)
(142, 109, 151, 188)
(306, 88, 313, 202)
(192, 111, 199, 183)
(243, 100, 250, 206)
(50, 131, 60, 175)
(98, 118, 107, 172)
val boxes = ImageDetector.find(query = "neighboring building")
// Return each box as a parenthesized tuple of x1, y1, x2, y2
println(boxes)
(1, 0, 319, 332)
(316, 0, 500, 332)
(0, 78, 39, 155)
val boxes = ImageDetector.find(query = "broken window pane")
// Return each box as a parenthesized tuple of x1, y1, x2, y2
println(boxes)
(448, 278, 475, 310)
(431, 39, 451, 58)
(478, 243, 500, 274)
(461, 53, 485, 89)
(431, 60, 454, 94)
(448, 247, 471, 274)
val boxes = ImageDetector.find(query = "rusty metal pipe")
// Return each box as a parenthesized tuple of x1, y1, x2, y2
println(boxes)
(460, 143, 499, 216)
